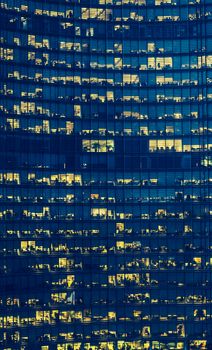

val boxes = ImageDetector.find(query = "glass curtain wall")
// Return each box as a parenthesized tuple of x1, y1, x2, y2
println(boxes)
(0, 0, 212, 349)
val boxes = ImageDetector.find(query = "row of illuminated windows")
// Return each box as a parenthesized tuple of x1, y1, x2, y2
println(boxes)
(82, 140, 114, 152)
(4, 119, 212, 137)
(1, 196, 211, 207)
(8, 341, 206, 350)
(3, 85, 212, 103)
(0, 101, 199, 121)
(0, 0, 204, 18)
(5, 93, 212, 108)
(10, 243, 212, 263)
(1, 5, 208, 25)
(24, 50, 212, 70)
(80, 125, 211, 136)
(2, 118, 74, 135)
(42, 273, 207, 288)
(48, 341, 206, 350)
(4, 70, 210, 89)
(1, 222, 193, 236)
(0, 230, 199, 238)
(11, 237, 212, 252)
(149, 140, 212, 152)
(82, 139, 212, 153)
(2, 294, 210, 308)
(77, 125, 208, 136)
(0, 224, 206, 237)
(1, 52, 210, 70)
(0, 192, 210, 204)
(108, 270, 205, 286)
(0, 209, 191, 220)
(0, 105, 202, 122)
(2, 35, 210, 55)
(1, 172, 212, 187)
(0, 310, 206, 328)
(11, 102, 50, 117)
(7, 244, 206, 256)
(0, 208, 211, 221)
(4, 228, 100, 237)
(22, 54, 199, 71)
(90, 208, 211, 220)
(2, 92, 212, 112)
(33, 341, 206, 350)
(4, 75, 205, 90)
(0, 103, 201, 122)
(100, 0, 200, 4)
(1, 0, 203, 10)
(1, 82, 210, 109)
(80, 7, 206, 21)
(0, 270, 209, 292)
(0, 309, 207, 331)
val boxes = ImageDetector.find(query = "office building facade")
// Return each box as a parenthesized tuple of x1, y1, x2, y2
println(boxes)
(0, 0, 212, 349)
